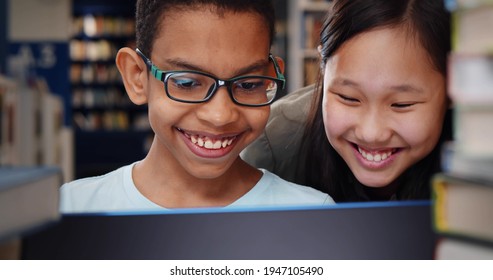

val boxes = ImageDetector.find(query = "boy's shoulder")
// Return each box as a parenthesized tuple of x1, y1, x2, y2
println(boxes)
(59, 164, 133, 213)
(264, 170, 331, 198)
(234, 169, 335, 207)
(61, 165, 127, 192)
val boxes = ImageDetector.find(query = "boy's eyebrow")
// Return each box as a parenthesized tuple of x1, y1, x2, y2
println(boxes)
(163, 58, 270, 77)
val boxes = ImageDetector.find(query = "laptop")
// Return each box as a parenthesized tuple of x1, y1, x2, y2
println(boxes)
(21, 200, 436, 259)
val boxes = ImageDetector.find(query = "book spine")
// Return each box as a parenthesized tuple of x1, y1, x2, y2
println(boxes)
(432, 175, 449, 233)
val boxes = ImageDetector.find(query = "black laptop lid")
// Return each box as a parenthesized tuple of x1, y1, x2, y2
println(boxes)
(22, 201, 436, 260)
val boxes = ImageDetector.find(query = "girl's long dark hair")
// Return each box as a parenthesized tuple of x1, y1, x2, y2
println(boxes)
(298, 0, 452, 202)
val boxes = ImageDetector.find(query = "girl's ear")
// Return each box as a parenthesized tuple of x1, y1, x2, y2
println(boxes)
(115, 47, 148, 105)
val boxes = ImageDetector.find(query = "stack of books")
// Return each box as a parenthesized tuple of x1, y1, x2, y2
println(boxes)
(0, 167, 61, 241)
(432, 171, 493, 259)
(431, 0, 493, 259)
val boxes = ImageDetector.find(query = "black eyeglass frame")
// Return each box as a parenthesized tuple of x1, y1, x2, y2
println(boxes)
(136, 48, 286, 107)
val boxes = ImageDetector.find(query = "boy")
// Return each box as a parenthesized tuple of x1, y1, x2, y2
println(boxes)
(60, 0, 334, 212)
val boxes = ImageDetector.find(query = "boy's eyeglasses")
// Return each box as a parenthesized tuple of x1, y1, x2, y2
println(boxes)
(136, 48, 285, 107)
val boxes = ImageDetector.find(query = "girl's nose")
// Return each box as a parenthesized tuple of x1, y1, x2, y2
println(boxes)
(354, 109, 392, 145)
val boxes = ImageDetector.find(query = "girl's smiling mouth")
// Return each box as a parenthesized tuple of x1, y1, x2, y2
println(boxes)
(350, 143, 402, 167)
(357, 146, 397, 162)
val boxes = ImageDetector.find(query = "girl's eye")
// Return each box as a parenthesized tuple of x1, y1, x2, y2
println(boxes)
(391, 103, 416, 109)
(336, 93, 359, 103)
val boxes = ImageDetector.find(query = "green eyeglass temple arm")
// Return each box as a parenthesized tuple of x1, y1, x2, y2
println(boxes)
(269, 54, 286, 89)
(136, 48, 165, 81)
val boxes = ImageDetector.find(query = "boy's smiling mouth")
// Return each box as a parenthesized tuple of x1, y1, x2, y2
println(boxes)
(177, 128, 238, 151)
(189, 134, 236, 149)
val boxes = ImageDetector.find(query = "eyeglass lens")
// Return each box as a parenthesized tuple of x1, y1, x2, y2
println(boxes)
(166, 72, 278, 105)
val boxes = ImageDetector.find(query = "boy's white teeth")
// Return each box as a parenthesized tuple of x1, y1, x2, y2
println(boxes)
(189, 134, 235, 150)
(358, 147, 393, 162)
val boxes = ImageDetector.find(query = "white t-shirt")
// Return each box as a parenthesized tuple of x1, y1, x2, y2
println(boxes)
(60, 162, 334, 213)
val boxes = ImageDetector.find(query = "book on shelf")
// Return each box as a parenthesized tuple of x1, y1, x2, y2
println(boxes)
(0, 75, 17, 166)
(441, 142, 493, 181)
(40, 89, 64, 167)
(0, 77, 40, 166)
(452, 105, 493, 158)
(447, 54, 493, 158)
(432, 173, 493, 244)
(435, 236, 493, 260)
(304, 58, 319, 86)
(449, 1, 493, 54)
(448, 54, 493, 104)
(304, 12, 324, 49)
(446, 0, 493, 10)
(0, 76, 73, 183)
(0, 166, 61, 242)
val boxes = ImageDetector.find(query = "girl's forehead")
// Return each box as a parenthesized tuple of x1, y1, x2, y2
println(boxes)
(325, 26, 445, 97)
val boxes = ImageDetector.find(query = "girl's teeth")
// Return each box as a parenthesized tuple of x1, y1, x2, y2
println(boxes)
(358, 147, 393, 162)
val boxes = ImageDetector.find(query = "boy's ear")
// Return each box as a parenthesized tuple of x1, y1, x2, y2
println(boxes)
(115, 47, 148, 105)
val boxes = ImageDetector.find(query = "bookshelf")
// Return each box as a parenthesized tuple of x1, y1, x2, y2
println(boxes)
(70, 0, 152, 178)
(287, 0, 332, 92)
(271, 0, 288, 98)
(70, 0, 147, 132)
(0, 0, 6, 74)
(432, 0, 493, 259)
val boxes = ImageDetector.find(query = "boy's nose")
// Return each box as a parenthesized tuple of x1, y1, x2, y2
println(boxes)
(195, 86, 239, 127)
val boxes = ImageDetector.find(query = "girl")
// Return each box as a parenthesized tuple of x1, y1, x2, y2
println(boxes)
(243, 0, 453, 202)
(303, 0, 453, 201)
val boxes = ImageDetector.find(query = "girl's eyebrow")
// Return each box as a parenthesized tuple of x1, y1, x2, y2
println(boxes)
(163, 58, 269, 77)
(333, 78, 358, 88)
(333, 78, 425, 94)
(389, 84, 425, 94)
